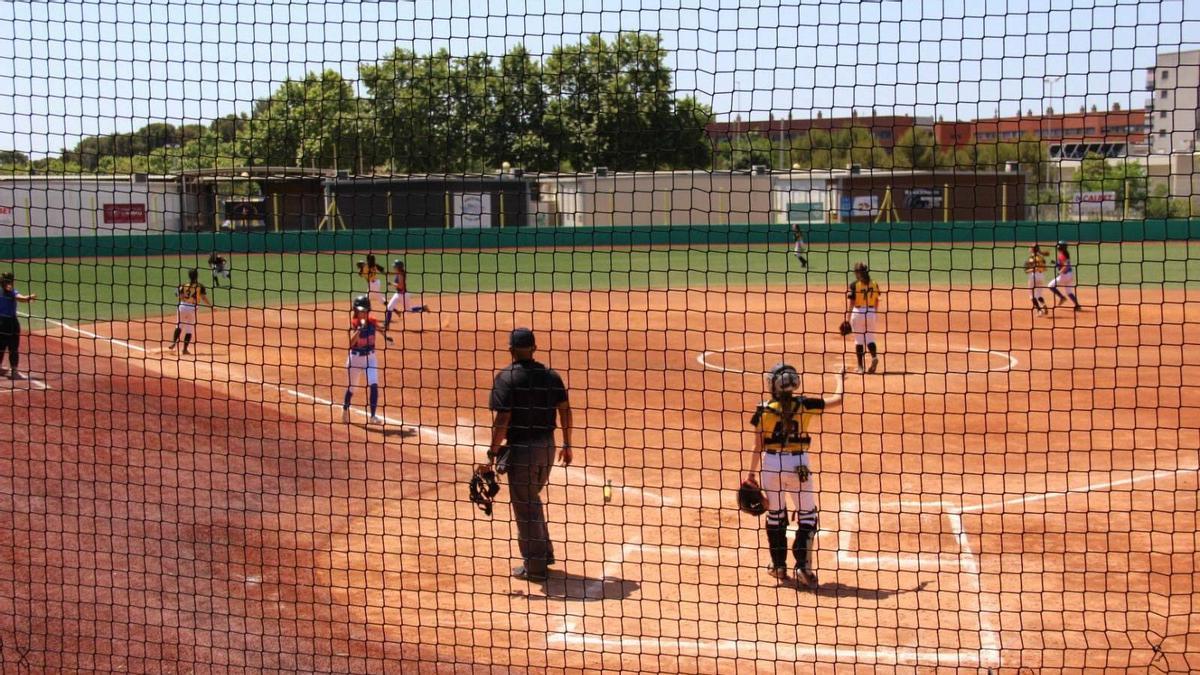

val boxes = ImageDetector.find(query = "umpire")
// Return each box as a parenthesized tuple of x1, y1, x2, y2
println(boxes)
(487, 327, 573, 582)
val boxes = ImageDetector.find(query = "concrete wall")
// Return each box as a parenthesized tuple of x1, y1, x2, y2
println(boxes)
(546, 172, 775, 226)
(0, 177, 182, 237)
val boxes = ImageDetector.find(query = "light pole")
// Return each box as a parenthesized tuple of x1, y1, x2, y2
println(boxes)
(1043, 76, 1064, 219)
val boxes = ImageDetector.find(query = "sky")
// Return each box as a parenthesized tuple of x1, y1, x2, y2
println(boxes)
(0, 0, 1197, 158)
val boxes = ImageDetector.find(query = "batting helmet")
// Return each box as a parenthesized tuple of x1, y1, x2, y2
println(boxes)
(737, 480, 768, 516)
(352, 295, 371, 313)
(768, 363, 800, 398)
(392, 259, 405, 270)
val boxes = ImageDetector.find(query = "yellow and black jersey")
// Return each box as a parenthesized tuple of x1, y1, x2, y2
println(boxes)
(1024, 253, 1046, 275)
(358, 264, 383, 283)
(848, 279, 881, 309)
(177, 282, 207, 305)
(750, 396, 825, 453)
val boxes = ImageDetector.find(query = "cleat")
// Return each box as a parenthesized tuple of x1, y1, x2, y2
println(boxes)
(0, 368, 7, 377)
(794, 568, 818, 589)
(368, 416, 383, 426)
(868, 356, 879, 374)
(8, 371, 25, 381)
(341, 408, 351, 423)
(384, 334, 394, 343)
(511, 565, 547, 581)
(767, 565, 789, 582)
(1073, 305, 1082, 312)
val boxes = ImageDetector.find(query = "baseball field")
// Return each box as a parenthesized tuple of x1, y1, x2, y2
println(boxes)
(1, 240, 1198, 672)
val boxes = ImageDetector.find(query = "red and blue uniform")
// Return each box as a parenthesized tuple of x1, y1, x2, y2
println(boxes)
(342, 313, 382, 422)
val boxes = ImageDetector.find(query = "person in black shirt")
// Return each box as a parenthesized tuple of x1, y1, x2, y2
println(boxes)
(487, 327, 573, 582)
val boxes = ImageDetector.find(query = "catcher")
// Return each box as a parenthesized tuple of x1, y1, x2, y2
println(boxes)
(742, 363, 844, 588)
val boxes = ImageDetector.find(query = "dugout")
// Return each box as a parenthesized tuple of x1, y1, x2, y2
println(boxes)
(324, 174, 533, 229)
(833, 169, 1026, 223)
(177, 167, 330, 232)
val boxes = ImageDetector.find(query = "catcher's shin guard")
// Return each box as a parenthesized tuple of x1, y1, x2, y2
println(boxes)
(765, 509, 789, 568)
(793, 525, 817, 573)
(794, 508, 819, 573)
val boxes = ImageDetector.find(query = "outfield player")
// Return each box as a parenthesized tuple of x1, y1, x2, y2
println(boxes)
(357, 254, 387, 312)
(744, 363, 844, 587)
(207, 253, 231, 287)
(0, 272, 37, 380)
(791, 224, 809, 269)
(342, 295, 383, 425)
(168, 269, 211, 355)
(1023, 244, 1049, 316)
(845, 262, 882, 373)
(1047, 241, 1082, 311)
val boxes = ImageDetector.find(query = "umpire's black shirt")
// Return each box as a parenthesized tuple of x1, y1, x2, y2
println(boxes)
(489, 358, 568, 443)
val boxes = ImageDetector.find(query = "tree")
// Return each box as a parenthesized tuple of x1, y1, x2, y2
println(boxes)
(1144, 184, 1193, 218)
(543, 33, 709, 171)
(892, 127, 938, 169)
(238, 70, 369, 170)
(0, 150, 29, 165)
(1073, 153, 1148, 211)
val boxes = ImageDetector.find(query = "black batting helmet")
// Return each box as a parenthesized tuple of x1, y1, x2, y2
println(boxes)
(393, 259, 405, 270)
(737, 481, 768, 516)
(768, 363, 800, 398)
(352, 295, 371, 312)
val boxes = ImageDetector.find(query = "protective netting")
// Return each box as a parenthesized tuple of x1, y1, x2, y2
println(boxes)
(1, 1, 1198, 672)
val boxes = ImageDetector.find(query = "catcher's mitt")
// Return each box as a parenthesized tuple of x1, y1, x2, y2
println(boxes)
(737, 480, 768, 516)
(469, 464, 501, 516)
(838, 320, 852, 336)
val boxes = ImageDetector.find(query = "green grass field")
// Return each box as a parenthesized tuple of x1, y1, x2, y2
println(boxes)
(8, 241, 1200, 324)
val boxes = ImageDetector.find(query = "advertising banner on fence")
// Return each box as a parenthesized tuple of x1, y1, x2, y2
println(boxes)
(840, 195, 879, 218)
(1072, 191, 1119, 219)
(0, 205, 13, 226)
(103, 203, 147, 224)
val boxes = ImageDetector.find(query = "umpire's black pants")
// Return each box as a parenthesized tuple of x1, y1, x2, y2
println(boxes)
(0, 316, 19, 370)
(506, 439, 556, 575)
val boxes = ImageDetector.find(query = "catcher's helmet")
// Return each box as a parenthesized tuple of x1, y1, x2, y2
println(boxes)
(737, 481, 768, 516)
(392, 259, 405, 270)
(768, 363, 800, 398)
(352, 295, 371, 312)
(469, 465, 502, 516)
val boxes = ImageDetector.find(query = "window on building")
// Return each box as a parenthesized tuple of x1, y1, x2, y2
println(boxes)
(1162, 69, 1170, 79)
(1160, 110, 1168, 118)
(1161, 90, 1168, 98)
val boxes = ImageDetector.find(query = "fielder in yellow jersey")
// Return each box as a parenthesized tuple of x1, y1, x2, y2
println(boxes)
(1023, 244, 1048, 316)
(356, 253, 387, 312)
(169, 268, 211, 355)
(845, 262, 882, 373)
(744, 363, 844, 588)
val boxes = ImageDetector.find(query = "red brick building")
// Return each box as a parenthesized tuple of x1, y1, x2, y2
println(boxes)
(706, 114, 931, 150)
(933, 107, 1149, 158)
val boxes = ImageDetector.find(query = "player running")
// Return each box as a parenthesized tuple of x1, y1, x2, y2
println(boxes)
(791, 224, 809, 269)
(168, 269, 211, 355)
(341, 295, 383, 426)
(357, 254, 387, 313)
(845, 262, 882, 373)
(207, 253, 231, 287)
(1047, 241, 1082, 311)
(743, 363, 844, 588)
(1023, 244, 1049, 316)
(382, 259, 429, 340)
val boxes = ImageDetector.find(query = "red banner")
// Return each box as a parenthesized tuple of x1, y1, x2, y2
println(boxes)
(103, 203, 146, 224)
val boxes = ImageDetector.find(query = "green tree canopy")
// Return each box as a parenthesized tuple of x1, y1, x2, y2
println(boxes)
(238, 69, 370, 170)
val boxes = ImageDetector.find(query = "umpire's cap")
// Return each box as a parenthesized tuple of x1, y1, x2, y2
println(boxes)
(509, 327, 536, 349)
